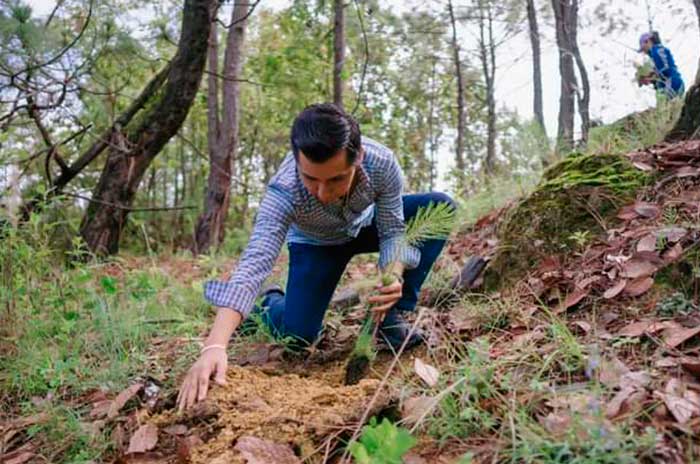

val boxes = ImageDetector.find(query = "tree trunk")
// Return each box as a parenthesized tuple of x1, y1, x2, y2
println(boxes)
(194, 0, 249, 254)
(552, 0, 577, 153)
(333, 0, 345, 108)
(479, 0, 497, 174)
(666, 84, 700, 142)
(427, 57, 438, 191)
(447, 0, 466, 181)
(79, 0, 215, 256)
(526, 0, 546, 136)
(569, 0, 590, 145)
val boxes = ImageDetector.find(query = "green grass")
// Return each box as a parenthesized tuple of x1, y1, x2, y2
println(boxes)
(0, 221, 210, 462)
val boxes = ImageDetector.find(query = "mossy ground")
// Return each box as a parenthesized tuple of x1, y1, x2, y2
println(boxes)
(486, 153, 650, 288)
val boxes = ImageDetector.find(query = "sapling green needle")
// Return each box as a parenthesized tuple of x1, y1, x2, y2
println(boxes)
(344, 202, 455, 385)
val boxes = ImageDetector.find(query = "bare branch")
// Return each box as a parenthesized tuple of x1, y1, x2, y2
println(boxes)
(217, 0, 261, 29)
(5, 0, 94, 81)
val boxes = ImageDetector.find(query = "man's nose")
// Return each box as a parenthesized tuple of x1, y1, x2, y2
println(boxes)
(317, 184, 332, 204)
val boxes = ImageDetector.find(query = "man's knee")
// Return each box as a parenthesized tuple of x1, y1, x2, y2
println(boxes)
(428, 191, 456, 210)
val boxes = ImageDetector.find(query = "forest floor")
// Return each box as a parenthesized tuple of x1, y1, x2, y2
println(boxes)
(2, 141, 700, 463)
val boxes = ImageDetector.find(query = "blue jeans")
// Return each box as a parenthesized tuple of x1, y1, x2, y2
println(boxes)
(259, 192, 454, 344)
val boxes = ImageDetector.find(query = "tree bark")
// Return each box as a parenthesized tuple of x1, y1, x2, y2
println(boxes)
(568, 0, 590, 145)
(552, 0, 577, 153)
(194, 0, 249, 254)
(79, 0, 215, 256)
(666, 84, 700, 142)
(478, 0, 497, 174)
(526, 0, 546, 136)
(447, 0, 466, 181)
(333, 0, 345, 108)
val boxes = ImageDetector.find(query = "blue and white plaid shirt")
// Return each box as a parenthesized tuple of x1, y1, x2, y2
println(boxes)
(203, 137, 420, 318)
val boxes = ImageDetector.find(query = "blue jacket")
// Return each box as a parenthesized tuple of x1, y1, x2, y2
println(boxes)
(648, 44, 684, 96)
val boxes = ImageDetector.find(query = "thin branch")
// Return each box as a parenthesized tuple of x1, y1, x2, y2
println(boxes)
(217, 0, 261, 28)
(202, 69, 266, 86)
(52, 61, 172, 190)
(5, 0, 94, 81)
(45, 0, 66, 28)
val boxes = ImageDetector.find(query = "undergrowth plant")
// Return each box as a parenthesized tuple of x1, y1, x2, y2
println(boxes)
(0, 216, 209, 462)
(348, 417, 416, 464)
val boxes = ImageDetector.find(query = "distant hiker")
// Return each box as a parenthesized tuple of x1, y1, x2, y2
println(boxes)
(637, 31, 685, 99)
(178, 103, 454, 410)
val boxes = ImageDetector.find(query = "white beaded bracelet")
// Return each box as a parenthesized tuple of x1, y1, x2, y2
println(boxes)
(200, 344, 227, 354)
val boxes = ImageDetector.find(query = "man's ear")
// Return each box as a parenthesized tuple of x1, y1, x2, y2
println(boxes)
(354, 148, 365, 166)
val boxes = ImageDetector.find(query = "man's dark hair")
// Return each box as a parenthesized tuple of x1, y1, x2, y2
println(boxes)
(290, 103, 361, 164)
(651, 30, 661, 45)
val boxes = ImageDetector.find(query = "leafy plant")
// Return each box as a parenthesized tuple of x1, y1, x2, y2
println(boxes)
(348, 417, 416, 464)
(568, 230, 591, 251)
(656, 292, 698, 317)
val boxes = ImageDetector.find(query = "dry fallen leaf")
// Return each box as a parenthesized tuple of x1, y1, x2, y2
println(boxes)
(598, 357, 630, 388)
(108, 383, 144, 419)
(664, 326, 700, 349)
(654, 227, 687, 243)
(234, 436, 300, 464)
(624, 277, 654, 297)
(633, 201, 660, 218)
(617, 320, 668, 337)
(663, 243, 684, 263)
(632, 161, 654, 171)
(572, 320, 592, 334)
(657, 379, 700, 425)
(90, 399, 113, 419)
(680, 357, 700, 378)
(127, 424, 158, 454)
(616, 205, 639, 221)
(402, 395, 433, 426)
(414, 358, 440, 387)
(619, 371, 651, 389)
(621, 260, 657, 279)
(163, 424, 188, 436)
(603, 280, 627, 299)
(606, 386, 647, 419)
(558, 288, 589, 312)
(637, 235, 657, 253)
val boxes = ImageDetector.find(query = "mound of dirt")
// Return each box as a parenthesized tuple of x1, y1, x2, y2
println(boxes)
(153, 363, 393, 463)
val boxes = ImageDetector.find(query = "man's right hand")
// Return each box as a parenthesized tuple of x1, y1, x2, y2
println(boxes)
(177, 347, 228, 412)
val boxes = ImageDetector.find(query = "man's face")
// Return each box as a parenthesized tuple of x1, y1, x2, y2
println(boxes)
(297, 148, 361, 205)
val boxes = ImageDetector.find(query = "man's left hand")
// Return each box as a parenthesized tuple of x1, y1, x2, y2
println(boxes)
(368, 276, 403, 323)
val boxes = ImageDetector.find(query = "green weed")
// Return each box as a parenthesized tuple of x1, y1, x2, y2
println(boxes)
(348, 417, 416, 464)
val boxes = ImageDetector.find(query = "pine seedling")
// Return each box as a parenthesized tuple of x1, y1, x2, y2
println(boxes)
(344, 202, 455, 385)
(404, 201, 456, 247)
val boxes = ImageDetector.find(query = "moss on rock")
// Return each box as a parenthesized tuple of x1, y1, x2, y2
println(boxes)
(485, 153, 650, 288)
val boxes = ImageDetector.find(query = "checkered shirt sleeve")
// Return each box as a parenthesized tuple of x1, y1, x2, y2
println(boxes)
(203, 184, 294, 318)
